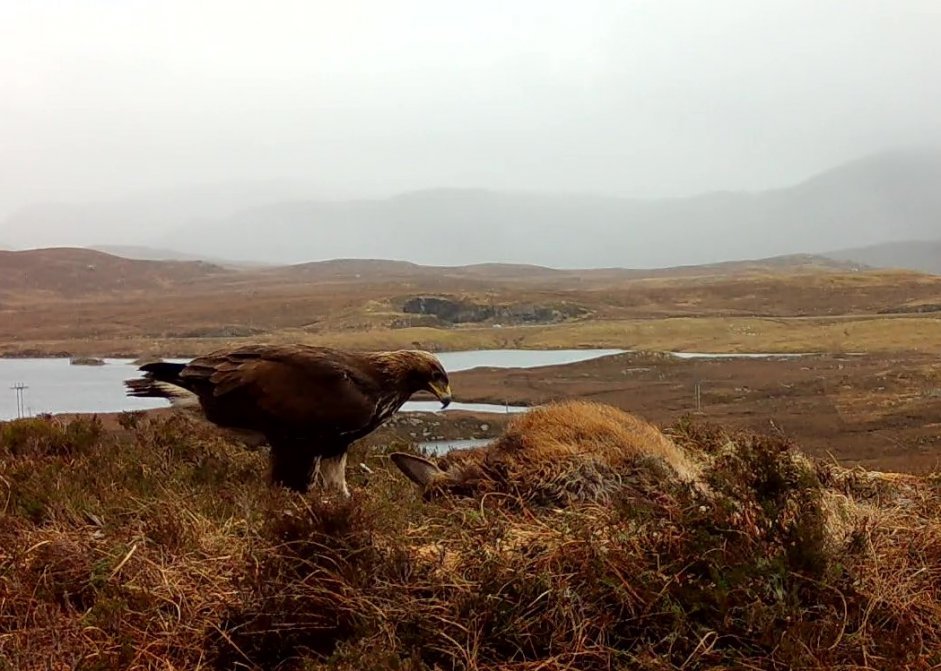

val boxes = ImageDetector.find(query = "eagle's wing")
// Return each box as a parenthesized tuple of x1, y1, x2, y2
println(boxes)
(181, 345, 383, 435)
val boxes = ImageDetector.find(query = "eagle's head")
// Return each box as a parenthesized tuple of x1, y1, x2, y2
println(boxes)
(407, 350, 452, 408)
(377, 349, 452, 407)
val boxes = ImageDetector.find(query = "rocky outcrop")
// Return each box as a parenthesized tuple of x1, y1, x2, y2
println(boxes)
(401, 296, 587, 325)
(70, 356, 106, 366)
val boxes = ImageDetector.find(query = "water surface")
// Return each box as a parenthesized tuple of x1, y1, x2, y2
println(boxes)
(0, 358, 172, 420)
(1, 348, 826, 421)
(0, 349, 620, 420)
(417, 438, 491, 455)
(401, 400, 527, 414)
(433, 349, 624, 371)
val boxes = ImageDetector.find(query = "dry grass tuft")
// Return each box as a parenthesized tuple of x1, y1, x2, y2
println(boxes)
(2, 408, 941, 669)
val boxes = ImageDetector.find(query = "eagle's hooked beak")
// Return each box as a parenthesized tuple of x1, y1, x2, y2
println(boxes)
(430, 382, 452, 408)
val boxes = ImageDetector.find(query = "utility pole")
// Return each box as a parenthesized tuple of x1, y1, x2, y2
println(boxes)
(10, 383, 28, 419)
(693, 381, 702, 413)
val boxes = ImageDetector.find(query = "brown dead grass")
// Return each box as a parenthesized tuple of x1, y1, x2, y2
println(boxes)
(2, 407, 941, 669)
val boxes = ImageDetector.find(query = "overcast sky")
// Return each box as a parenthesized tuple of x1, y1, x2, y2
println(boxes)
(1, 0, 939, 219)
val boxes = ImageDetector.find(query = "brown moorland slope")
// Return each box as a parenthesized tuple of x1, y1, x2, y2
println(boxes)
(1, 248, 939, 357)
(0, 247, 228, 297)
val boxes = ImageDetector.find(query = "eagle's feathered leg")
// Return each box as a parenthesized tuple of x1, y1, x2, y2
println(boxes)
(268, 438, 319, 493)
(318, 452, 350, 498)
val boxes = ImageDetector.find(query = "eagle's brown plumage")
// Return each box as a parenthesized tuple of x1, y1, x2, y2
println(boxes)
(125, 344, 452, 494)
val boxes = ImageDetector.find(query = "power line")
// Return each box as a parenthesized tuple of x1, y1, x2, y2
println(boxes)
(10, 383, 28, 419)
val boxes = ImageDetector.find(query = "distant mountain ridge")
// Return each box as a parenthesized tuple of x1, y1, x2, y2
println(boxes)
(3, 149, 940, 269)
(155, 149, 941, 267)
(275, 252, 867, 280)
(0, 180, 316, 249)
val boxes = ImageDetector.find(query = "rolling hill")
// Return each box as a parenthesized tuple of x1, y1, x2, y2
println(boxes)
(0, 248, 228, 296)
(0, 245, 935, 357)
(0, 246, 873, 305)
(267, 253, 866, 283)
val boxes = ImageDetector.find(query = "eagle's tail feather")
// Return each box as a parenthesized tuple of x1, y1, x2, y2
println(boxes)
(125, 362, 199, 409)
(124, 378, 201, 408)
(138, 361, 187, 383)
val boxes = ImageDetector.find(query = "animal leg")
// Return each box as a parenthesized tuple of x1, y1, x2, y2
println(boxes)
(269, 440, 318, 493)
(318, 452, 350, 498)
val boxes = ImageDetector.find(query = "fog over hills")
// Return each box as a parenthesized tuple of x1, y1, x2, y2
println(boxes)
(89, 245, 270, 269)
(826, 240, 941, 275)
(3, 149, 940, 270)
(0, 180, 315, 250)
(160, 149, 941, 268)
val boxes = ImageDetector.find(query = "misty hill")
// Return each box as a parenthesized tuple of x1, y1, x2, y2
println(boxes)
(146, 150, 941, 268)
(0, 248, 228, 296)
(825, 240, 941, 275)
(4, 150, 939, 269)
(269, 253, 864, 284)
(90, 245, 217, 262)
(89, 244, 269, 269)
(273, 258, 565, 283)
(0, 180, 316, 249)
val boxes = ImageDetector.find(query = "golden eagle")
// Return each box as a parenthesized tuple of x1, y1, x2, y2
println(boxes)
(125, 344, 451, 495)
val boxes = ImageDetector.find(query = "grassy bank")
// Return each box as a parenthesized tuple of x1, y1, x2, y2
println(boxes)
(4, 314, 941, 359)
(1, 411, 941, 669)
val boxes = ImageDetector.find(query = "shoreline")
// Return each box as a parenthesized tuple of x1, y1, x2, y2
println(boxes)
(0, 347, 852, 361)
(5, 348, 939, 473)
(3, 312, 939, 360)
(0, 344, 619, 360)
